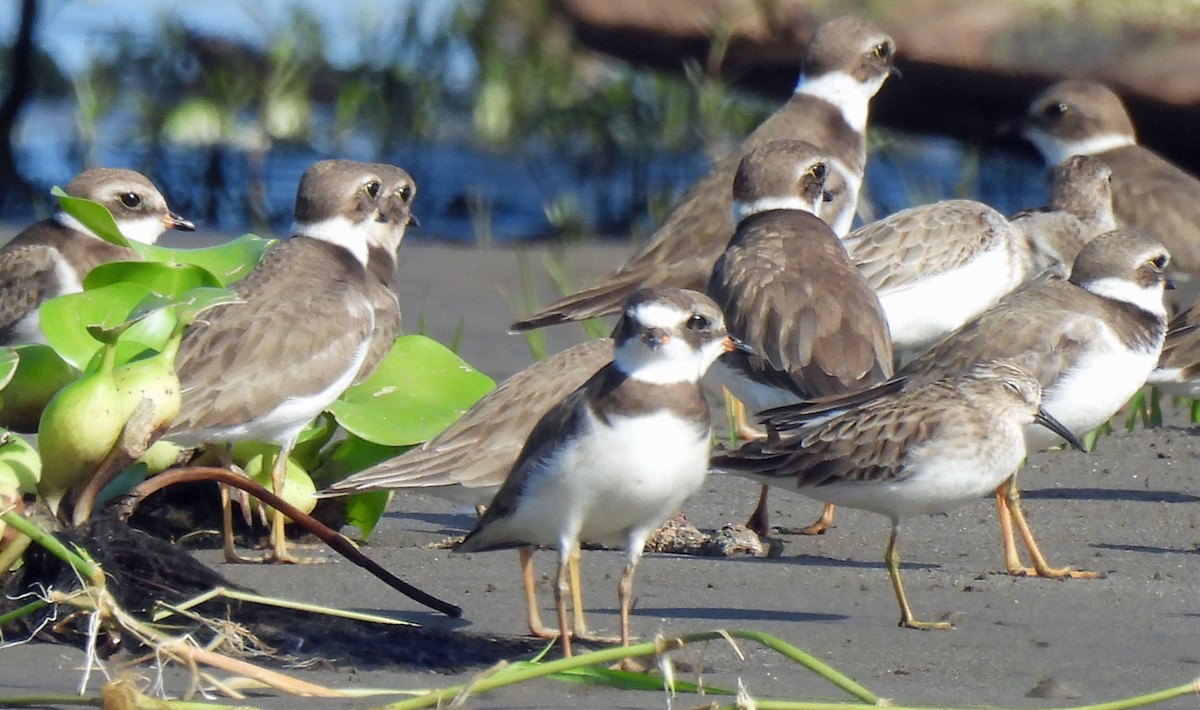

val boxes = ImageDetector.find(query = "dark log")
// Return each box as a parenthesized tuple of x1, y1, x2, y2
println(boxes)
(556, 0, 1200, 172)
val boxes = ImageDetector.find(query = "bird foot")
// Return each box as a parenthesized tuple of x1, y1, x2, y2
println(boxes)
(1004, 563, 1104, 580)
(773, 521, 831, 536)
(899, 618, 954, 631)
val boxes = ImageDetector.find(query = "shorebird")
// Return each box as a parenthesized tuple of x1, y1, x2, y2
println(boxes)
(355, 164, 418, 383)
(0, 167, 194, 344)
(164, 159, 388, 563)
(1148, 297, 1200, 399)
(1021, 80, 1200, 301)
(713, 359, 1086, 629)
(706, 139, 893, 536)
(510, 15, 896, 331)
(765, 228, 1170, 578)
(456, 288, 746, 656)
(320, 337, 612, 639)
(844, 154, 1115, 364)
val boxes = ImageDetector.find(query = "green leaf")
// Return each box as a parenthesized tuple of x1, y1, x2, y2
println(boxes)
(132, 234, 276, 286)
(39, 282, 155, 369)
(172, 286, 243, 325)
(329, 335, 494, 447)
(344, 490, 391, 540)
(84, 260, 222, 296)
(0, 345, 77, 432)
(0, 348, 19, 392)
(310, 433, 407, 488)
(52, 186, 129, 247)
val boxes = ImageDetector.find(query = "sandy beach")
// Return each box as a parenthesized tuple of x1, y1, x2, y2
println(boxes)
(2, 239, 1200, 709)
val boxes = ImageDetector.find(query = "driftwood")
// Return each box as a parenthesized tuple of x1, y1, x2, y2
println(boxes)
(556, 0, 1200, 171)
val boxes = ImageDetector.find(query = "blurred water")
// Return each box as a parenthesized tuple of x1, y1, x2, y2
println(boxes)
(2, 1, 1050, 242)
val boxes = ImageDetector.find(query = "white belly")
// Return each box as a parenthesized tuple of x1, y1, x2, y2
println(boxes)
(501, 409, 710, 554)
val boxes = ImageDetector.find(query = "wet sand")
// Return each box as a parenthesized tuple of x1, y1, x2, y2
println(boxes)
(3, 239, 1200, 708)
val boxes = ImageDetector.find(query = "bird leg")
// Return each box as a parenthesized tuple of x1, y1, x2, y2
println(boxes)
(263, 445, 322, 565)
(554, 551, 573, 657)
(617, 560, 638, 648)
(778, 502, 837, 536)
(994, 475, 1101, 579)
(211, 444, 259, 564)
(520, 546, 560, 638)
(886, 524, 952, 630)
(751, 424, 837, 536)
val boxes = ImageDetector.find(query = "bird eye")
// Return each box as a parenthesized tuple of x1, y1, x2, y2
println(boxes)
(119, 192, 142, 208)
(810, 162, 827, 181)
(1002, 380, 1021, 395)
(398, 184, 414, 202)
(1042, 102, 1069, 120)
(872, 42, 891, 60)
(686, 314, 709, 330)
(1149, 254, 1169, 271)
(364, 181, 381, 198)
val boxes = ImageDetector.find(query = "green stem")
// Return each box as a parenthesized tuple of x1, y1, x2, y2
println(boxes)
(0, 511, 101, 585)
(378, 629, 878, 710)
(0, 597, 49, 626)
(0, 526, 32, 575)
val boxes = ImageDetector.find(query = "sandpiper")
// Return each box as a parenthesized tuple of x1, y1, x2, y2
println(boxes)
(713, 359, 1086, 629)
(765, 228, 1170, 578)
(510, 15, 896, 331)
(456, 287, 745, 656)
(165, 159, 387, 563)
(0, 167, 194, 344)
(845, 154, 1115, 364)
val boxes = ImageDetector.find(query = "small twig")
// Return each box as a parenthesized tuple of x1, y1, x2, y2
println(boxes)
(112, 466, 462, 617)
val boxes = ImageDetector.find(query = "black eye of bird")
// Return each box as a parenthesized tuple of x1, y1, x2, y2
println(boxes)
(365, 181, 381, 198)
(1042, 102, 1069, 120)
(1150, 254, 1168, 270)
(686, 314, 709, 330)
(398, 184, 414, 202)
(811, 163, 827, 181)
(119, 192, 142, 208)
(873, 42, 890, 60)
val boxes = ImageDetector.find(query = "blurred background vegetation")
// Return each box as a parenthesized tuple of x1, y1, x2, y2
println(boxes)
(0, 0, 787, 243)
(0, 0, 1044, 244)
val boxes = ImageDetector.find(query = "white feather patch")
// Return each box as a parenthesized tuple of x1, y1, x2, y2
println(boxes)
(293, 215, 372, 266)
(1024, 130, 1135, 167)
(794, 70, 883, 133)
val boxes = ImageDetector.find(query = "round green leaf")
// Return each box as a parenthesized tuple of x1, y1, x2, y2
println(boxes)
(133, 234, 276, 286)
(39, 282, 155, 369)
(328, 334, 495, 447)
(0, 345, 77, 432)
(84, 260, 222, 296)
(0, 431, 41, 494)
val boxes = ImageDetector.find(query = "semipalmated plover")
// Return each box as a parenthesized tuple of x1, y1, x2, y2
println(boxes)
(1022, 80, 1200, 297)
(0, 167, 194, 344)
(456, 287, 744, 656)
(707, 139, 893, 536)
(766, 228, 1169, 578)
(510, 15, 896, 331)
(165, 159, 387, 563)
(355, 164, 418, 383)
(322, 337, 613, 639)
(713, 359, 1085, 629)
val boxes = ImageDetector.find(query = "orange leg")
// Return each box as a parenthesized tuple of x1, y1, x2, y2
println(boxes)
(994, 475, 1102, 579)
(553, 552, 573, 657)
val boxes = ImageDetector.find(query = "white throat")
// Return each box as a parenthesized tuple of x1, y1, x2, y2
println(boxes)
(1082, 277, 1166, 319)
(56, 212, 165, 245)
(1026, 130, 1135, 166)
(732, 195, 819, 224)
(293, 215, 372, 266)
(613, 337, 726, 385)
(795, 70, 882, 133)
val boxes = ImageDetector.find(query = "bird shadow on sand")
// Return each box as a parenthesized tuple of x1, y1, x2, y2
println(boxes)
(1023, 487, 1200, 503)
(764, 553, 940, 572)
(1091, 542, 1200, 555)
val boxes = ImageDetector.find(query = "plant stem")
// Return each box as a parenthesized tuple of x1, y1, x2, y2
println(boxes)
(0, 596, 48, 626)
(378, 629, 878, 709)
(1, 511, 101, 585)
